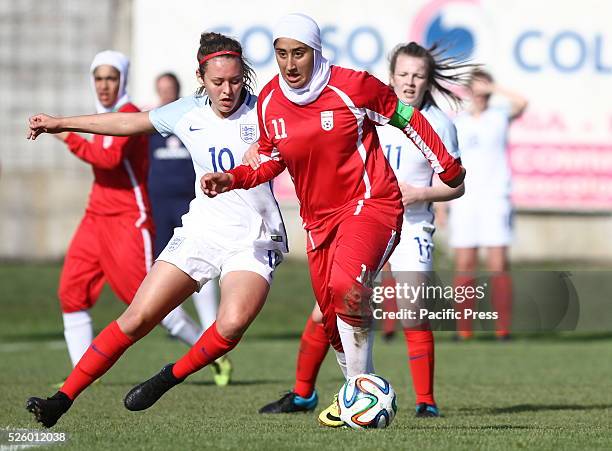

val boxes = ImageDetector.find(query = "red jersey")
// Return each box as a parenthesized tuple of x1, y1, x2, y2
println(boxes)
(229, 67, 461, 248)
(64, 102, 152, 228)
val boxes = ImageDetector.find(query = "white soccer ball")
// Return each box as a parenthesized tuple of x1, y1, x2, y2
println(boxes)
(338, 373, 397, 429)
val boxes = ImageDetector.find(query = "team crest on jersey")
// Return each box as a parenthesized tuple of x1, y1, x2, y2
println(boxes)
(167, 236, 185, 252)
(320, 111, 334, 131)
(240, 124, 258, 144)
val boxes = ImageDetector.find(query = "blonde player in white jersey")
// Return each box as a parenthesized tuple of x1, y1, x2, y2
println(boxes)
(25, 32, 287, 428)
(448, 69, 527, 340)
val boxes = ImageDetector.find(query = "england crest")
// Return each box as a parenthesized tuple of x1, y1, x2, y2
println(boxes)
(240, 123, 258, 144)
(320, 111, 334, 131)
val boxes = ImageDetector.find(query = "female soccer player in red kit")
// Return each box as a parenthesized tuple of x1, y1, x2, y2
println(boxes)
(53, 51, 202, 370)
(202, 13, 465, 426)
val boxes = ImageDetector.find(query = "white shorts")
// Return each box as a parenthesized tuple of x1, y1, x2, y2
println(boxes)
(157, 229, 283, 290)
(388, 221, 435, 272)
(449, 196, 513, 248)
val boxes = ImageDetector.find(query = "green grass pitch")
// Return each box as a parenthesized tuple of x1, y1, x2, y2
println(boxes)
(1, 261, 611, 450)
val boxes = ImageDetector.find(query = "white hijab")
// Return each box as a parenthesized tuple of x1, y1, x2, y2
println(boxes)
(273, 13, 331, 105)
(90, 50, 130, 113)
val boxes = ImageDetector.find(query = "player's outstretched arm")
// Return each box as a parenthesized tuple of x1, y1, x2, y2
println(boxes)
(27, 112, 155, 140)
(200, 173, 234, 198)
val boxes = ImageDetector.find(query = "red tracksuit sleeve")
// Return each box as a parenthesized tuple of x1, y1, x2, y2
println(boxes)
(64, 132, 134, 169)
(228, 158, 286, 190)
(404, 108, 464, 186)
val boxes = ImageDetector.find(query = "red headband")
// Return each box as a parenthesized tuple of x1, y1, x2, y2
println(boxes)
(198, 50, 241, 66)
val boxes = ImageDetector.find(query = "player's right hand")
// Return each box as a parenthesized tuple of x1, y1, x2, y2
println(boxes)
(200, 172, 233, 198)
(242, 142, 261, 169)
(27, 114, 62, 140)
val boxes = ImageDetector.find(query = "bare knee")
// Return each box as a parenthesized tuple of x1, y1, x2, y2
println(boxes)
(117, 308, 156, 340)
(215, 316, 247, 340)
(485, 247, 509, 272)
(455, 248, 478, 273)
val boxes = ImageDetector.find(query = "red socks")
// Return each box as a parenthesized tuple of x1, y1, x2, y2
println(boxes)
(61, 321, 133, 400)
(172, 322, 240, 380)
(381, 277, 398, 337)
(293, 317, 330, 398)
(454, 275, 476, 339)
(403, 328, 435, 405)
(492, 273, 513, 337)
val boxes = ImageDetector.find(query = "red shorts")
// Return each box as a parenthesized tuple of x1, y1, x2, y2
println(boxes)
(58, 213, 153, 313)
(307, 210, 399, 352)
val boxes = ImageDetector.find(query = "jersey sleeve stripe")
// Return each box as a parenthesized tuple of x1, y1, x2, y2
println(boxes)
(403, 122, 444, 174)
(260, 90, 275, 139)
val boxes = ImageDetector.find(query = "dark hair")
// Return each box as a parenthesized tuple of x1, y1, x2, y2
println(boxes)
(156, 72, 181, 96)
(196, 32, 255, 95)
(389, 42, 478, 109)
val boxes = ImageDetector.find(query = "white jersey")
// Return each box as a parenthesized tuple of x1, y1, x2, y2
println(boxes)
(453, 105, 512, 198)
(149, 92, 288, 253)
(377, 102, 460, 225)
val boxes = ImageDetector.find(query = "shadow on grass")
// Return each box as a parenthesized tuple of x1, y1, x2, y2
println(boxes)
(244, 332, 303, 341)
(435, 332, 612, 342)
(101, 379, 283, 388)
(410, 424, 536, 430)
(458, 404, 612, 415)
(188, 379, 283, 387)
(0, 331, 64, 342)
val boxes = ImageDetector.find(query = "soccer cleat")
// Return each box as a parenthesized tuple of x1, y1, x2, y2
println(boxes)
(210, 356, 233, 387)
(415, 403, 440, 418)
(123, 363, 184, 411)
(382, 331, 396, 343)
(26, 391, 72, 428)
(318, 394, 346, 427)
(496, 332, 512, 342)
(259, 390, 318, 414)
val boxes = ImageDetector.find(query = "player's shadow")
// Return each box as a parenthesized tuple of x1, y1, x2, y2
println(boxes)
(458, 403, 612, 415)
(246, 332, 303, 341)
(1, 331, 64, 341)
(187, 379, 281, 387)
(410, 424, 536, 431)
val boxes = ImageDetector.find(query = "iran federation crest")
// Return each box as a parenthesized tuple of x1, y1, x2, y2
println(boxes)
(320, 111, 334, 131)
(240, 124, 258, 144)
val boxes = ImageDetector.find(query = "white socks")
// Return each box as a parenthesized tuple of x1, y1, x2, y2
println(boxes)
(192, 279, 219, 331)
(336, 316, 375, 377)
(62, 310, 93, 367)
(334, 350, 348, 379)
(161, 305, 203, 346)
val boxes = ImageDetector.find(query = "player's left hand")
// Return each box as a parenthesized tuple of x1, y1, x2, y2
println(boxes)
(200, 172, 233, 198)
(399, 182, 424, 206)
(242, 142, 261, 169)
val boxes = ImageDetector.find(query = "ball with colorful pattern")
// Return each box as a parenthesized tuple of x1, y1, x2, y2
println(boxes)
(338, 373, 397, 429)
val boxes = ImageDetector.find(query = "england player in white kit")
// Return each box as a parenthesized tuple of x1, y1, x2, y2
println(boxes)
(449, 102, 513, 248)
(151, 90, 286, 286)
(25, 33, 289, 428)
(379, 102, 460, 272)
(449, 69, 527, 252)
(447, 69, 527, 341)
